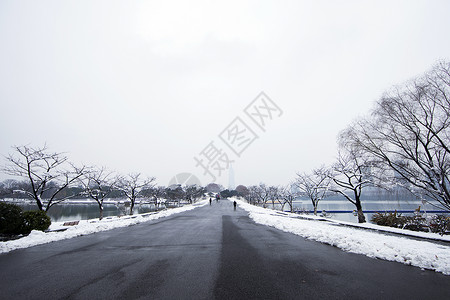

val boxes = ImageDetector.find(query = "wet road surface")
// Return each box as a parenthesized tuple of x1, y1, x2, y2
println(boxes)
(0, 200, 449, 299)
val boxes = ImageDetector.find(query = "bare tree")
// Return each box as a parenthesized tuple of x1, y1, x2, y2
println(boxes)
(244, 184, 272, 207)
(166, 184, 185, 204)
(252, 184, 273, 208)
(279, 183, 297, 212)
(115, 173, 156, 215)
(185, 184, 205, 203)
(296, 167, 331, 215)
(79, 166, 116, 220)
(329, 148, 376, 223)
(2, 145, 85, 211)
(267, 186, 282, 209)
(344, 61, 450, 211)
(245, 185, 259, 204)
(142, 186, 167, 208)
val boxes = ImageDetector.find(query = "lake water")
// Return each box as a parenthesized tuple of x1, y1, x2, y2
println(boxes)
(265, 199, 448, 223)
(6, 199, 183, 222)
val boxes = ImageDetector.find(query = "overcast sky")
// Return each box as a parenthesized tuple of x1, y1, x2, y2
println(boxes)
(1, 0, 450, 187)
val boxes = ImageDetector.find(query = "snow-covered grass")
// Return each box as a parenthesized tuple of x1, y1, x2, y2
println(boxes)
(0, 200, 208, 254)
(234, 198, 450, 275)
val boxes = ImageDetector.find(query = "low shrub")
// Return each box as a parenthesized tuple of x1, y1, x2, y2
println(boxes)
(403, 214, 428, 232)
(428, 215, 450, 236)
(22, 210, 51, 234)
(0, 202, 51, 235)
(371, 211, 406, 228)
(0, 202, 24, 234)
(372, 210, 450, 236)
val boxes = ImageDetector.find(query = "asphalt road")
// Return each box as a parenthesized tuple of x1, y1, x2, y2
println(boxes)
(0, 200, 449, 300)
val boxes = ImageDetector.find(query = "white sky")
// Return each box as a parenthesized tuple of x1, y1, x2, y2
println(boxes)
(1, 0, 450, 187)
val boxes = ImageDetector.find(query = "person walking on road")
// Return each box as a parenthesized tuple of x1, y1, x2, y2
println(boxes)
(233, 201, 237, 210)
(209, 198, 212, 205)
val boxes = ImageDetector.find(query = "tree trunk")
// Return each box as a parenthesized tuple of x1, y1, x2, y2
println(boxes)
(355, 200, 366, 223)
(45, 201, 52, 212)
(130, 199, 135, 215)
(35, 198, 43, 211)
(98, 202, 103, 220)
(313, 204, 318, 216)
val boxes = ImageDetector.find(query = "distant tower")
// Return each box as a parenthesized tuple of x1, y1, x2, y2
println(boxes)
(228, 163, 235, 190)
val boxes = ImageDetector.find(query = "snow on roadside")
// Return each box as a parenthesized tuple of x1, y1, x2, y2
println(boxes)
(235, 199, 450, 275)
(0, 200, 208, 254)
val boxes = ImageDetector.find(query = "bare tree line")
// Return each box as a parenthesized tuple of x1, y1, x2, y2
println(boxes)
(1, 145, 205, 220)
(295, 60, 450, 222)
(242, 183, 296, 213)
(240, 61, 450, 223)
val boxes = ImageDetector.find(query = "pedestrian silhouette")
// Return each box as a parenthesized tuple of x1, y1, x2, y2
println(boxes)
(209, 198, 212, 205)
(233, 201, 237, 210)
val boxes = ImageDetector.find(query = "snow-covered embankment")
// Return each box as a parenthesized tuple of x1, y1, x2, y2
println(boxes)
(235, 198, 450, 275)
(0, 200, 208, 254)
